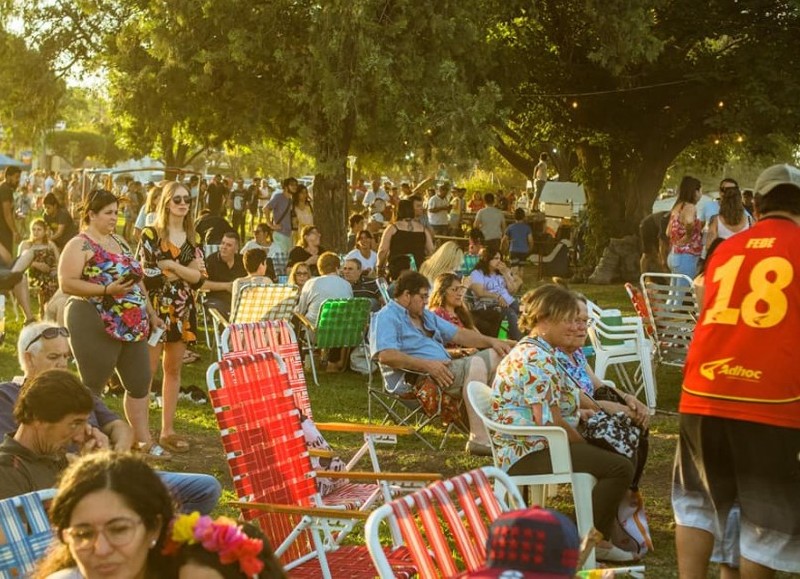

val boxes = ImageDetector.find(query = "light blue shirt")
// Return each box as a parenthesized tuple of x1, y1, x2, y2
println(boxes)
(370, 300, 457, 392)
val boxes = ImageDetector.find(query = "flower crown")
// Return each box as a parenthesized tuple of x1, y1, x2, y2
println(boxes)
(163, 512, 265, 577)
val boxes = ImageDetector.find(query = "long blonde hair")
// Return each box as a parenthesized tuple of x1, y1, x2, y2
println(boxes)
(154, 181, 195, 242)
(419, 241, 463, 282)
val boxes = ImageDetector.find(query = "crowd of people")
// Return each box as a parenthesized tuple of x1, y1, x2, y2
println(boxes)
(0, 161, 797, 577)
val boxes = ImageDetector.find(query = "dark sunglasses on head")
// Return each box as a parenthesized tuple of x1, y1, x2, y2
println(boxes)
(721, 185, 740, 195)
(26, 327, 70, 351)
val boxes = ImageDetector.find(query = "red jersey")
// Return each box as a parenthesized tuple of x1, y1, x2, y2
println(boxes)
(680, 216, 800, 429)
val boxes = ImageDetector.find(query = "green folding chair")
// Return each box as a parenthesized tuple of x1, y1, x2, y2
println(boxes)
(296, 297, 373, 386)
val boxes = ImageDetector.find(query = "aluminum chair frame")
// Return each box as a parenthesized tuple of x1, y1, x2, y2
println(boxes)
(640, 272, 699, 368)
(365, 467, 526, 578)
(206, 351, 437, 578)
(0, 488, 56, 576)
(295, 298, 372, 386)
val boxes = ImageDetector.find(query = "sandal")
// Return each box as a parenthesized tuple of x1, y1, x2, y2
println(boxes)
(182, 350, 201, 364)
(159, 433, 191, 454)
(135, 441, 172, 460)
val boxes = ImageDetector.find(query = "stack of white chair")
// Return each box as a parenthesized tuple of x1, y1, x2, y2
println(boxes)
(586, 301, 658, 413)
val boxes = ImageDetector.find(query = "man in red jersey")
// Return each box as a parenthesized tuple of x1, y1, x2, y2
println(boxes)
(673, 164, 800, 578)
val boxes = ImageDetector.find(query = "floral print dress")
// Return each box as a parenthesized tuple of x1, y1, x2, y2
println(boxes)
(27, 243, 59, 307)
(489, 336, 580, 470)
(138, 226, 200, 344)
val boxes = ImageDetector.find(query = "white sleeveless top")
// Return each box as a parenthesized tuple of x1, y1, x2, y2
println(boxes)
(717, 213, 753, 239)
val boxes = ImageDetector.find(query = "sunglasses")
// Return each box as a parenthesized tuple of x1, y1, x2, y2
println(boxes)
(171, 196, 191, 205)
(26, 327, 70, 351)
(721, 186, 740, 195)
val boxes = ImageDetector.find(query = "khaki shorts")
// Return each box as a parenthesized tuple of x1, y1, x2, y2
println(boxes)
(447, 349, 495, 397)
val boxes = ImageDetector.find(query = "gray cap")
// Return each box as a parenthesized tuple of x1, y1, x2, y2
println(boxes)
(754, 164, 800, 195)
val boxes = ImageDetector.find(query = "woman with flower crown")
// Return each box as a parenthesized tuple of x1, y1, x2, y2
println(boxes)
(163, 511, 286, 578)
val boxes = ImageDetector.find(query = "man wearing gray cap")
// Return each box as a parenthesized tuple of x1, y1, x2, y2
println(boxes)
(673, 164, 800, 577)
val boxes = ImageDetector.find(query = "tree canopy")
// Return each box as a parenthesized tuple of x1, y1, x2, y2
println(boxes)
(486, 0, 800, 255)
(0, 28, 64, 149)
(20, 0, 800, 253)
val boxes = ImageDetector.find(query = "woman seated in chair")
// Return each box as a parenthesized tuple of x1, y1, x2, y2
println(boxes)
(469, 248, 522, 340)
(429, 273, 478, 359)
(555, 295, 650, 497)
(489, 284, 636, 563)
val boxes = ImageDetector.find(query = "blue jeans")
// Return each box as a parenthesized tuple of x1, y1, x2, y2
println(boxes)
(157, 471, 222, 515)
(667, 252, 699, 284)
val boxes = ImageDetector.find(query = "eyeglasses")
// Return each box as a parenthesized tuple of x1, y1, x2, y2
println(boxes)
(416, 291, 430, 301)
(171, 196, 191, 205)
(25, 327, 70, 351)
(61, 517, 143, 551)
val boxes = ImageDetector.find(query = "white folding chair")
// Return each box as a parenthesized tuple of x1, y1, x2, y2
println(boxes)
(467, 381, 597, 570)
(640, 272, 699, 368)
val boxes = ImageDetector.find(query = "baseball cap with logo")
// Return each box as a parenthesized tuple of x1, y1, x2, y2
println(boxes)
(463, 507, 580, 578)
(754, 164, 800, 196)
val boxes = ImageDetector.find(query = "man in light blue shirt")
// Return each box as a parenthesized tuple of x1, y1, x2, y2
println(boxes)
(370, 271, 511, 455)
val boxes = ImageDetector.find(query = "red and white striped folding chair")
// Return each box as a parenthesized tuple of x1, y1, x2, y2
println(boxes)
(365, 467, 526, 578)
(207, 350, 434, 578)
(221, 320, 420, 470)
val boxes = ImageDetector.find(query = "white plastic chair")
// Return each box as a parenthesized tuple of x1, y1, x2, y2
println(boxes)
(585, 301, 658, 412)
(466, 381, 597, 570)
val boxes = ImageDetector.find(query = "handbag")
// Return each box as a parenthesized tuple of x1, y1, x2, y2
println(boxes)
(611, 489, 654, 556)
(578, 408, 641, 458)
(555, 356, 641, 458)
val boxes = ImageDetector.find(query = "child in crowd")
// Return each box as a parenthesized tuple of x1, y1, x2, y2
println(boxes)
(503, 208, 533, 266)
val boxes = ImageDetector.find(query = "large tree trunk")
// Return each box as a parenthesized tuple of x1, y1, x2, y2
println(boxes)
(313, 165, 349, 253)
(313, 126, 353, 252)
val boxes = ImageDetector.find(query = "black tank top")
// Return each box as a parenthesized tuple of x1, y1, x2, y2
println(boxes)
(389, 222, 426, 269)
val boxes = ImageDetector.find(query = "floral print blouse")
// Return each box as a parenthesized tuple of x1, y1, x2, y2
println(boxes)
(556, 348, 595, 396)
(79, 233, 149, 342)
(489, 336, 580, 470)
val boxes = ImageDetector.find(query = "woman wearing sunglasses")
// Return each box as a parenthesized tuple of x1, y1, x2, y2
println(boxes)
(137, 182, 205, 456)
(60, 189, 165, 458)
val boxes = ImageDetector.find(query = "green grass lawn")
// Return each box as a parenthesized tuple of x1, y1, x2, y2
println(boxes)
(1, 280, 777, 577)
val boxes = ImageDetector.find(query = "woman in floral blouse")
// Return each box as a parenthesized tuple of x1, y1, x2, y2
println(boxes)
(489, 284, 635, 562)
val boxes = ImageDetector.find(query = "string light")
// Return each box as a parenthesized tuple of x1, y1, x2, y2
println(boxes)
(522, 79, 692, 98)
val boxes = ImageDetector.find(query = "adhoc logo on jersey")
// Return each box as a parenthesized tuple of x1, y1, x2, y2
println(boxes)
(699, 357, 763, 382)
